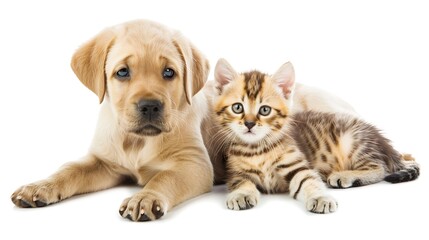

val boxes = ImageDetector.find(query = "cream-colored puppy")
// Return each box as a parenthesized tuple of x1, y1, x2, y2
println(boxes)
(11, 20, 213, 221)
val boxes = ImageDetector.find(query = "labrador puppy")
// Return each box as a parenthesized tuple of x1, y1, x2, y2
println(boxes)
(11, 20, 213, 221)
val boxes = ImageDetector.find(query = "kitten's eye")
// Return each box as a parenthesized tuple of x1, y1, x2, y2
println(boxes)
(231, 103, 244, 114)
(116, 68, 130, 79)
(163, 68, 175, 80)
(259, 105, 271, 116)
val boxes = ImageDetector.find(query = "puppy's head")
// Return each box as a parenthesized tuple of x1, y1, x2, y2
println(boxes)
(71, 20, 209, 137)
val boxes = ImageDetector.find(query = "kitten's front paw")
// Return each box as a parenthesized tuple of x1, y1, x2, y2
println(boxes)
(11, 181, 62, 208)
(226, 190, 259, 211)
(327, 172, 360, 188)
(306, 196, 337, 214)
(119, 191, 167, 222)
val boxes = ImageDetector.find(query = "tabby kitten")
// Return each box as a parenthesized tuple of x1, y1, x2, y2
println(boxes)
(213, 58, 420, 214)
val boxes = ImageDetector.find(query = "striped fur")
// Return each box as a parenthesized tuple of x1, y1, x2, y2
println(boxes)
(290, 111, 419, 188)
(213, 59, 419, 214)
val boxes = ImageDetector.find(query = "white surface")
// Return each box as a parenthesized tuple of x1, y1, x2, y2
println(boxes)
(1, 1, 427, 239)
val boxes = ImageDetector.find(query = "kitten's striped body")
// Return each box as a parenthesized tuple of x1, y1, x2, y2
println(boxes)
(291, 112, 419, 187)
(227, 133, 332, 213)
(213, 59, 419, 214)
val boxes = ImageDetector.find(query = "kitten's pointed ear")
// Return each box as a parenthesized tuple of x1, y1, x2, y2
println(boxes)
(272, 62, 295, 99)
(214, 58, 237, 90)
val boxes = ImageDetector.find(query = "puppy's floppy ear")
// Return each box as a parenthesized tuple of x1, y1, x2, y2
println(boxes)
(173, 34, 210, 105)
(71, 28, 116, 103)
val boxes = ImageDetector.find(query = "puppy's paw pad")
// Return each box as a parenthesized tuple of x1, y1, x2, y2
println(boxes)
(119, 194, 167, 222)
(151, 200, 164, 219)
(18, 198, 32, 208)
(11, 183, 59, 208)
(137, 213, 151, 222)
(34, 200, 48, 207)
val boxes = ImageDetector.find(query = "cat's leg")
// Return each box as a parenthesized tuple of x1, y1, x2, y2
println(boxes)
(286, 167, 337, 214)
(327, 162, 386, 188)
(226, 178, 260, 211)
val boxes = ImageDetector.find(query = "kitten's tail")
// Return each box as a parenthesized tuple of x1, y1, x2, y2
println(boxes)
(384, 153, 420, 183)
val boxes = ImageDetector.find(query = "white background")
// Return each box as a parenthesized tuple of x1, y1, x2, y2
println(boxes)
(1, 0, 428, 239)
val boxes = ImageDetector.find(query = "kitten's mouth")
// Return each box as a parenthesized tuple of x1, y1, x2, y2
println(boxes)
(244, 130, 255, 135)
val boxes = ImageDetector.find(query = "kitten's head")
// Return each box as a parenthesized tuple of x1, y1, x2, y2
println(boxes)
(214, 58, 295, 144)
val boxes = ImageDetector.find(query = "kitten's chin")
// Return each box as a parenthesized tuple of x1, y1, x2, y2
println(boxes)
(238, 132, 265, 144)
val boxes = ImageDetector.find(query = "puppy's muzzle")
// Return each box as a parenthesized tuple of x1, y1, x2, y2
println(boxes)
(137, 99, 163, 121)
(133, 99, 165, 136)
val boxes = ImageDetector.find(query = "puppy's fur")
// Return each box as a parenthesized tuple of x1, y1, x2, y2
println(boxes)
(11, 20, 213, 221)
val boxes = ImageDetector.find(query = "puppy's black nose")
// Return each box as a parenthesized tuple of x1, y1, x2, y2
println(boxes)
(137, 99, 163, 121)
(244, 121, 256, 130)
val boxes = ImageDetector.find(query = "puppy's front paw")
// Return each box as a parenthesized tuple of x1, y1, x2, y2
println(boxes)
(119, 191, 167, 222)
(11, 181, 62, 208)
(226, 190, 259, 211)
(306, 196, 337, 214)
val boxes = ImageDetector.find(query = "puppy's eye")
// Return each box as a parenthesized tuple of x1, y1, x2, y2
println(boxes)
(259, 105, 271, 116)
(231, 103, 244, 114)
(116, 68, 130, 79)
(163, 68, 175, 80)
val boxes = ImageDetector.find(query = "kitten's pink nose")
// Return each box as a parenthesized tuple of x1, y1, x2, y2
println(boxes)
(244, 121, 256, 130)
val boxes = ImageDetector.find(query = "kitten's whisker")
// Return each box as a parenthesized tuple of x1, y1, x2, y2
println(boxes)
(210, 128, 235, 159)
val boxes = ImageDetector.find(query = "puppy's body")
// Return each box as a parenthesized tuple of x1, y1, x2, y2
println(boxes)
(12, 20, 213, 221)
(91, 94, 210, 184)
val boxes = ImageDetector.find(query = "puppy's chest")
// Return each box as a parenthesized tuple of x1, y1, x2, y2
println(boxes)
(110, 137, 161, 172)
